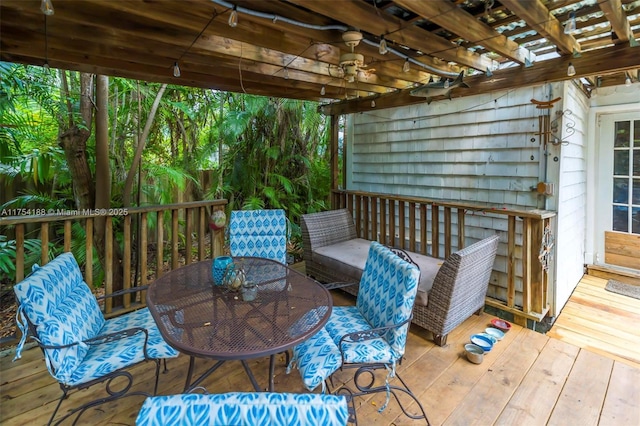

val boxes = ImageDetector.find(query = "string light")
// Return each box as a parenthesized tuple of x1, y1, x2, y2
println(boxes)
(567, 62, 576, 77)
(40, 0, 54, 15)
(379, 36, 388, 55)
(444, 79, 450, 89)
(564, 11, 577, 34)
(625, 73, 632, 87)
(228, 5, 238, 27)
(320, 85, 326, 96)
(402, 59, 410, 73)
(173, 62, 181, 77)
(371, 99, 376, 108)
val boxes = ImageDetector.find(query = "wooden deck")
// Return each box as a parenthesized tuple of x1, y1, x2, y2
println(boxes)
(548, 274, 640, 368)
(1, 288, 639, 425)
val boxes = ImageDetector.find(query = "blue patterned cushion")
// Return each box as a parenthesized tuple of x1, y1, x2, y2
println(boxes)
(355, 241, 420, 358)
(229, 209, 287, 264)
(13, 253, 105, 383)
(325, 306, 397, 364)
(65, 308, 178, 386)
(288, 327, 342, 391)
(135, 392, 349, 426)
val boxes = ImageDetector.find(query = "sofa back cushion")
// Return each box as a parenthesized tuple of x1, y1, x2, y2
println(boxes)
(13, 252, 105, 382)
(356, 242, 420, 356)
(229, 209, 288, 264)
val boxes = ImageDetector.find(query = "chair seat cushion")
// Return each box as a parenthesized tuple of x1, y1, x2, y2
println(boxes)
(325, 306, 399, 364)
(289, 327, 341, 391)
(136, 392, 349, 426)
(65, 308, 178, 386)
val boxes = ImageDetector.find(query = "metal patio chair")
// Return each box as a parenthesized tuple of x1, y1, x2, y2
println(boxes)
(287, 241, 430, 424)
(13, 252, 178, 425)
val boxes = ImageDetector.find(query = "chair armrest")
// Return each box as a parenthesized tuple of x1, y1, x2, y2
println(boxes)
(39, 327, 151, 359)
(95, 285, 149, 301)
(337, 316, 412, 364)
(323, 281, 358, 290)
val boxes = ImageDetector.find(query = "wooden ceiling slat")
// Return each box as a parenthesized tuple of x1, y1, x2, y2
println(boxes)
(393, 0, 532, 64)
(499, 0, 581, 55)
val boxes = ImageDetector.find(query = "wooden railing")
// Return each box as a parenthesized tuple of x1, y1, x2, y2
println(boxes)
(332, 190, 556, 325)
(0, 200, 227, 319)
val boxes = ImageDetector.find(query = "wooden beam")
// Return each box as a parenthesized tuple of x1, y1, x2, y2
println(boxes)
(286, 0, 494, 72)
(394, 0, 532, 64)
(500, 0, 581, 55)
(599, 0, 634, 42)
(321, 43, 639, 115)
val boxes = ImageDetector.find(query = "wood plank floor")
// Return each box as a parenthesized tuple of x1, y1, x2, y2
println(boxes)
(1, 289, 639, 425)
(548, 274, 640, 368)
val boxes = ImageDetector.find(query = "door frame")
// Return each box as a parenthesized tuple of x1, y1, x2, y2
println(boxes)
(587, 105, 640, 266)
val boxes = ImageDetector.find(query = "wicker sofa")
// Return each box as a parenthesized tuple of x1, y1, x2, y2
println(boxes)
(301, 209, 500, 346)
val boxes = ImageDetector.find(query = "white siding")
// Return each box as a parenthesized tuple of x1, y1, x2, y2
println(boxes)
(552, 82, 589, 315)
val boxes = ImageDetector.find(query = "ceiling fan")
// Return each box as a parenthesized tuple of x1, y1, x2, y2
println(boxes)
(332, 30, 375, 83)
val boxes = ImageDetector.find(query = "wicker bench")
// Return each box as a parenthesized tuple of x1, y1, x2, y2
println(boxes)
(301, 209, 500, 346)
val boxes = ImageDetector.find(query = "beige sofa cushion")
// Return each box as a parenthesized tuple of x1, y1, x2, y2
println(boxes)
(313, 238, 442, 307)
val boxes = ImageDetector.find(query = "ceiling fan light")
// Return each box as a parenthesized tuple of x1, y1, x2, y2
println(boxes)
(379, 36, 388, 55)
(40, 0, 54, 16)
(567, 62, 576, 77)
(228, 6, 238, 27)
(402, 59, 410, 73)
(564, 11, 576, 35)
(173, 62, 181, 78)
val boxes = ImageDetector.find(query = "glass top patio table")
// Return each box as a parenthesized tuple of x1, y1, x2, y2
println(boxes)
(146, 257, 332, 392)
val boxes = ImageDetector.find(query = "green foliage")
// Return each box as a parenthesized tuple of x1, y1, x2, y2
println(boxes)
(1, 64, 333, 285)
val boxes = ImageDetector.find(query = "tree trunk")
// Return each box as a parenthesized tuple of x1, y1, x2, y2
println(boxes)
(58, 72, 94, 210)
(123, 83, 168, 207)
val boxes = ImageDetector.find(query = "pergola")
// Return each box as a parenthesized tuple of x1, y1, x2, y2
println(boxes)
(1, 0, 638, 115)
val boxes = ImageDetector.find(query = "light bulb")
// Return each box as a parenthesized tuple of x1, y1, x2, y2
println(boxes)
(173, 62, 181, 78)
(228, 6, 238, 27)
(379, 36, 388, 55)
(402, 59, 410, 73)
(625, 75, 632, 87)
(444, 79, 450, 89)
(284, 67, 289, 80)
(43, 61, 50, 71)
(567, 63, 576, 77)
(564, 11, 576, 35)
(371, 99, 376, 108)
(40, 0, 54, 15)
(485, 67, 493, 77)
(320, 85, 326, 96)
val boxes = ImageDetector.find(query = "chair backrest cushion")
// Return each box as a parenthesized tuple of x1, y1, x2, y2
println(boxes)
(13, 252, 105, 382)
(136, 392, 349, 426)
(229, 209, 287, 264)
(356, 241, 420, 356)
